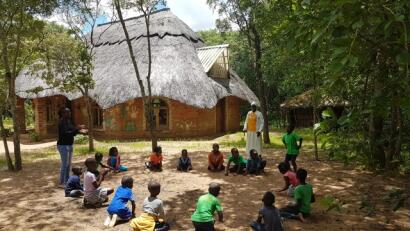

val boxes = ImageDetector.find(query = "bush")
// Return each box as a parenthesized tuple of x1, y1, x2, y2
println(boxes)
(74, 134, 89, 144)
(28, 131, 41, 142)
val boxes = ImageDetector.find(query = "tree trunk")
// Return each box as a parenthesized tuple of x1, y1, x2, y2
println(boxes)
(253, 28, 270, 144)
(8, 74, 22, 171)
(369, 112, 385, 169)
(313, 106, 319, 161)
(0, 115, 14, 171)
(85, 91, 94, 152)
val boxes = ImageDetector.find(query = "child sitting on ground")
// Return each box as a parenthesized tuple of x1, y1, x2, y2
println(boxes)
(83, 158, 114, 207)
(276, 162, 299, 197)
(177, 149, 193, 172)
(225, 148, 247, 176)
(130, 181, 170, 231)
(95, 152, 114, 171)
(246, 149, 267, 175)
(251, 191, 283, 231)
(146, 146, 163, 171)
(280, 169, 315, 222)
(191, 182, 224, 230)
(107, 147, 128, 172)
(65, 166, 84, 197)
(105, 176, 136, 227)
(208, 143, 225, 172)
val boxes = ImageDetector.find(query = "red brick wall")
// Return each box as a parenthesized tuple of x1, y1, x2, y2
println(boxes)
(32, 95, 67, 138)
(33, 96, 245, 139)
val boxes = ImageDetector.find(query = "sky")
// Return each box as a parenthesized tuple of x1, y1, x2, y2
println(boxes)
(47, 0, 220, 32)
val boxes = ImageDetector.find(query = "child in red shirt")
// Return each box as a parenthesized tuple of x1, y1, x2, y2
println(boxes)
(146, 146, 163, 171)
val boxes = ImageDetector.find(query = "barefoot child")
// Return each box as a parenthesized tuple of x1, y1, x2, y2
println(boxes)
(225, 148, 247, 176)
(95, 152, 113, 171)
(251, 191, 283, 231)
(177, 149, 193, 172)
(208, 143, 225, 172)
(282, 125, 302, 172)
(107, 147, 128, 172)
(146, 146, 163, 171)
(83, 158, 114, 207)
(246, 149, 267, 175)
(276, 162, 299, 197)
(105, 176, 136, 227)
(191, 182, 224, 231)
(280, 169, 315, 222)
(65, 166, 84, 197)
(130, 181, 170, 231)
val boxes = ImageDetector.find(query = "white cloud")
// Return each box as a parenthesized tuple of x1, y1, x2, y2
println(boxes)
(45, 0, 219, 31)
(167, 0, 219, 31)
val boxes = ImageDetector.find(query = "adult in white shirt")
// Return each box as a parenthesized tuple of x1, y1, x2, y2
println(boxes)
(243, 102, 264, 155)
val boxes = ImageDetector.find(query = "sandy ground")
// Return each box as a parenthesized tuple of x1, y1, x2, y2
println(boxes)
(0, 146, 409, 231)
(0, 141, 56, 155)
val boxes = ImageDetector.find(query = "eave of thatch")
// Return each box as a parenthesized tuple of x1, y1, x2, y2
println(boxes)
(280, 90, 348, 109)
(15, 9, 258, 109)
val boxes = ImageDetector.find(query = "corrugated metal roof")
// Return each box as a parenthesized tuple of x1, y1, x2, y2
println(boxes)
(197, 44, 229, 73)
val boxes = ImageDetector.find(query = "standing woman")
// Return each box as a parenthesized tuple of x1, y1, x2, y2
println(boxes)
(57, 108, 87, 187)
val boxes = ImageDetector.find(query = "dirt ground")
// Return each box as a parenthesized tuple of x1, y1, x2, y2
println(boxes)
(0, 145, 409, 231)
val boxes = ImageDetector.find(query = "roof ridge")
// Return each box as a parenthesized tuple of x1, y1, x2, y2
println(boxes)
(97, 8, 171, 27)
(197, 44, 229, 50)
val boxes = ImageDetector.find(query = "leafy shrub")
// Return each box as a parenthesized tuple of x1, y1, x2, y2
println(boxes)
(319, 195, 343, 212)
(74, 134, 89, 144)
(28, 131, 41, 142)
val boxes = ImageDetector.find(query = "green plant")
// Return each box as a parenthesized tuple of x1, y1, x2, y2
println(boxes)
(74, 134, 88, 145)
(28, 131, 41, 142)
(383, 189, 407, 212)
(319, 195, 343, 213)
(360, 196, 376, 216)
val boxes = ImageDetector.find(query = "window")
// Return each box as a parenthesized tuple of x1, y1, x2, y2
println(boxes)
(146, 99, 169, 130)
(46, 99, 54, 123)
(93, 105, 103, 128)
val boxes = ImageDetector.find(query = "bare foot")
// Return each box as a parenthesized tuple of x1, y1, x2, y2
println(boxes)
(298, 213, 306, 223)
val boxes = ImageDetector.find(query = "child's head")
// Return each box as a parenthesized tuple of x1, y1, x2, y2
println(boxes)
(208, 182, 221, 197)
(121, 176, 134, 189)
(287, 124, 295, 134)
(212, 143, 219, 152)
(262, 191, 275, 207)
(109, 147, 118, 156)
(148, 180, 161, 197)
(153, 146, 162, 154)
(72, 166, 82, 176)
(85, 158, 97, 171)
(95, 152, 103, 162)
(277, 162, 290, 174)
(231, 147, 239, 158)
(296, 168, 308, 183)
(250, 149, 258, 158)
(181, 149, 188, 157)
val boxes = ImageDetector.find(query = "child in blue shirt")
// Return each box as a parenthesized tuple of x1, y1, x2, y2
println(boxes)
(105, 176, 136, 227)
(107, 147, 128, 172)
(65, 166, 84, 197)
(246, 149, 266, 175)
(177, 149, 193, 172)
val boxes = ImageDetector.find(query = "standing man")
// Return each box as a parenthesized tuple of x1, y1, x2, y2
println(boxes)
(243, 102, 264, 156)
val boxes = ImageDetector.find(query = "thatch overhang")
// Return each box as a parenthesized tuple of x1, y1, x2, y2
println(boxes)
(15, 9, 259, 109)
(280, 90, 348, 109)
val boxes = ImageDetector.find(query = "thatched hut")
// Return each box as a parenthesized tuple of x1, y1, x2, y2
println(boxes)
(280, 90, 347, 128)
(15, 8, 259, 139)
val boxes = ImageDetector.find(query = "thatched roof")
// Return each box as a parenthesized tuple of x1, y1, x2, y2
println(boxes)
(280, 90, 348, 109)
(15, 8, 258, 109)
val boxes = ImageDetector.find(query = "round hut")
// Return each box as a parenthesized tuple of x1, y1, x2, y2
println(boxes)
(15, 8, 259, 139)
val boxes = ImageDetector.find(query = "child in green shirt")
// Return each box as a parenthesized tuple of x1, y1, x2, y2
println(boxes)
(225, 148, 247, 176)
(282, 125, 303, 172)
(280, 169, 315, 222)
(192, 183, 224, 230)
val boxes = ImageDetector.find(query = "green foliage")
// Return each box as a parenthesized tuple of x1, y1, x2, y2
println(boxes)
(360, 196, 376, 216)
(319, 195, 343, 213)
(74, 134, 89, 145)
(28, 131, 41, 142)
(383, 189, 407, 212)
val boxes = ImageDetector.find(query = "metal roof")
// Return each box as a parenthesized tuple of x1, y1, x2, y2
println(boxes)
(197, 44, 229, 73)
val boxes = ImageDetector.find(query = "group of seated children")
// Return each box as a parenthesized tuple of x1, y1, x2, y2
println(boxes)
(208, 143, 266, 176)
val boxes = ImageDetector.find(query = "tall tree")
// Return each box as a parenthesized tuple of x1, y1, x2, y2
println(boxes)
(113, 0, 165, 150)
(207, 0, 271, 144)
(0, 0, 57, 170)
